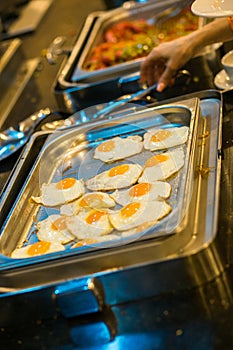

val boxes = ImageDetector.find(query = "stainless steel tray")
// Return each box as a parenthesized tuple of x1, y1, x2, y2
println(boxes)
(71, 1, 201, 83)
(0, 97, 200, 259)
(52, 1, 221, 113)
(0, 91, 223, 303)
(56, 1, 198, 87)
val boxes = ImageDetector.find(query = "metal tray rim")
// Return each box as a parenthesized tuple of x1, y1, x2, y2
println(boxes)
(0, 98, 200, 262)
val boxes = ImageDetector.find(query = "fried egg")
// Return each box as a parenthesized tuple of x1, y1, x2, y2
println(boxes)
(31, 177, 85, 207)
(94, 136, 143, 163)
(143, 126, 189, 151)
(36, 214, 74, 244)
(109, 200, 171, 231)
(111, 181, 171, 206)
(66, 209, 113, 239)
(71, 234, 119, 248)
(86, 163, 143, 191)
(60, 192, 115, 216)
(11, 241, 65, 259)
(138, 148, 184, 182)
(121, 220, 158, 238)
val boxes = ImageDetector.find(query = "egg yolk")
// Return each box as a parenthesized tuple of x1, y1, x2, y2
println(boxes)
(121, 202, 140, 218)
(151, 129, 172, 142)
(145, 154, 168, 167)
(109, 164, 129, 177)
(129, 183, 151, 197)
(97, 140, 115, 152)
(28, 241, 51, 256)
(56, 177, 76, 190)
(86, 210, 105, 225)
(79, 193, 103, 207)
(51, 217, 67, 231)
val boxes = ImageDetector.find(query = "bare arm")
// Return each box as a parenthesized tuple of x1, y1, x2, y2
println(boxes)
(140, 18, 233, 92)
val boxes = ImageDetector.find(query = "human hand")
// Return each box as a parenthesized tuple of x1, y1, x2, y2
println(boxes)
(140, 36, 195, 92)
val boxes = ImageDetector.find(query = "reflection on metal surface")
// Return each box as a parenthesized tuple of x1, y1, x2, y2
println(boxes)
(189, 247, 233, 318)
(54, 277, 105, 317)
(69, 305, 117, 346)
(0, 108, 51, 162)
(0, 286, 18, 293)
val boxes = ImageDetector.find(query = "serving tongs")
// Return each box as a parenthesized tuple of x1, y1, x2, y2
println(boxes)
(42, 82, 158, 130)
(0, 108, 52, 162)
(0, 83, 157, 162)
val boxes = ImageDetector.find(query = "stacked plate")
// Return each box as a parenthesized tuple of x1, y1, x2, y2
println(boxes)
(191, 0, 233, 18)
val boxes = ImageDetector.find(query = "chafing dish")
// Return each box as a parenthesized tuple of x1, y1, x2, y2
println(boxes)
(0, 97, 200, 257)
(50, 1, 221, 113)
(0, 91, 223, 319)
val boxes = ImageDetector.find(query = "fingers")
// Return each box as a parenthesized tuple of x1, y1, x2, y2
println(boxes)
(140, 47, 176, 92)
(140, 56, 177, 92)
(157, 64, 177, 92)
(140, 38, 190, 92)
(140, 49, 162, 86)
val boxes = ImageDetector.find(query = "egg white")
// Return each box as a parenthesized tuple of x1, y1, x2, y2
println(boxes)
(60, 191, 115, 216)
(86, 163, 143, 191)
(36, 214, 74, 244)
(71, 234, 120, 248)
(109, 200, 171, 231)
(11, 241, 65, 259)
(139, 148, 184, 182)
(143, 126, 189, 151)
(31, 178, 85, 207)
(94, 135, 143, 163)
(121, 220, 158, 238)
(66, 209, 113, 239)
(111, 181, 171, 206)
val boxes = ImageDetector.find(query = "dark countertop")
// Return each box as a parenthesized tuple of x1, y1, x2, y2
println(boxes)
(0, 1, 233, 349)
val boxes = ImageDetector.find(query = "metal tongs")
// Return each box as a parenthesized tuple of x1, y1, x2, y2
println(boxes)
(0, 83, 157, 162)
(42, 82, 158, 131)
(0, 108, 52, 162)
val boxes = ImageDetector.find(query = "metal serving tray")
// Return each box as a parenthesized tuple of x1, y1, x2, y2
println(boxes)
(0, 91, 223, 309)
(52, 1, 221, 113)
(72, 0, 200, 83)
(56, 0, 179, 87)
(68, 0, 203, 84)
(0, 97, 200, 259)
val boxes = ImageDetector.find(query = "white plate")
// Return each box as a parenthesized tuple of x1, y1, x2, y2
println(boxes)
(191, 0, 233, 17)
(214, 69, 233, 89)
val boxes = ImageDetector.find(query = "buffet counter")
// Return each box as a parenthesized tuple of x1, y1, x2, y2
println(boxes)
(0, 1, 233, 349)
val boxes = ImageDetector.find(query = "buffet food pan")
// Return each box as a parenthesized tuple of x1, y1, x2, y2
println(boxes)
(60, 0, 201, 85)
(52, 0, 221, 112)
(0, 97, 200, 261)
(0, 91, 223, 306)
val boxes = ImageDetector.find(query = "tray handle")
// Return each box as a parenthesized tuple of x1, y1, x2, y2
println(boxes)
(53, 277, 117, 345)
(45, 36, 71, 64)
(53, 277, 104, 317)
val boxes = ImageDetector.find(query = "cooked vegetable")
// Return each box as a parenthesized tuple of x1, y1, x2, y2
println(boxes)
(84, 8, 199, 71)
